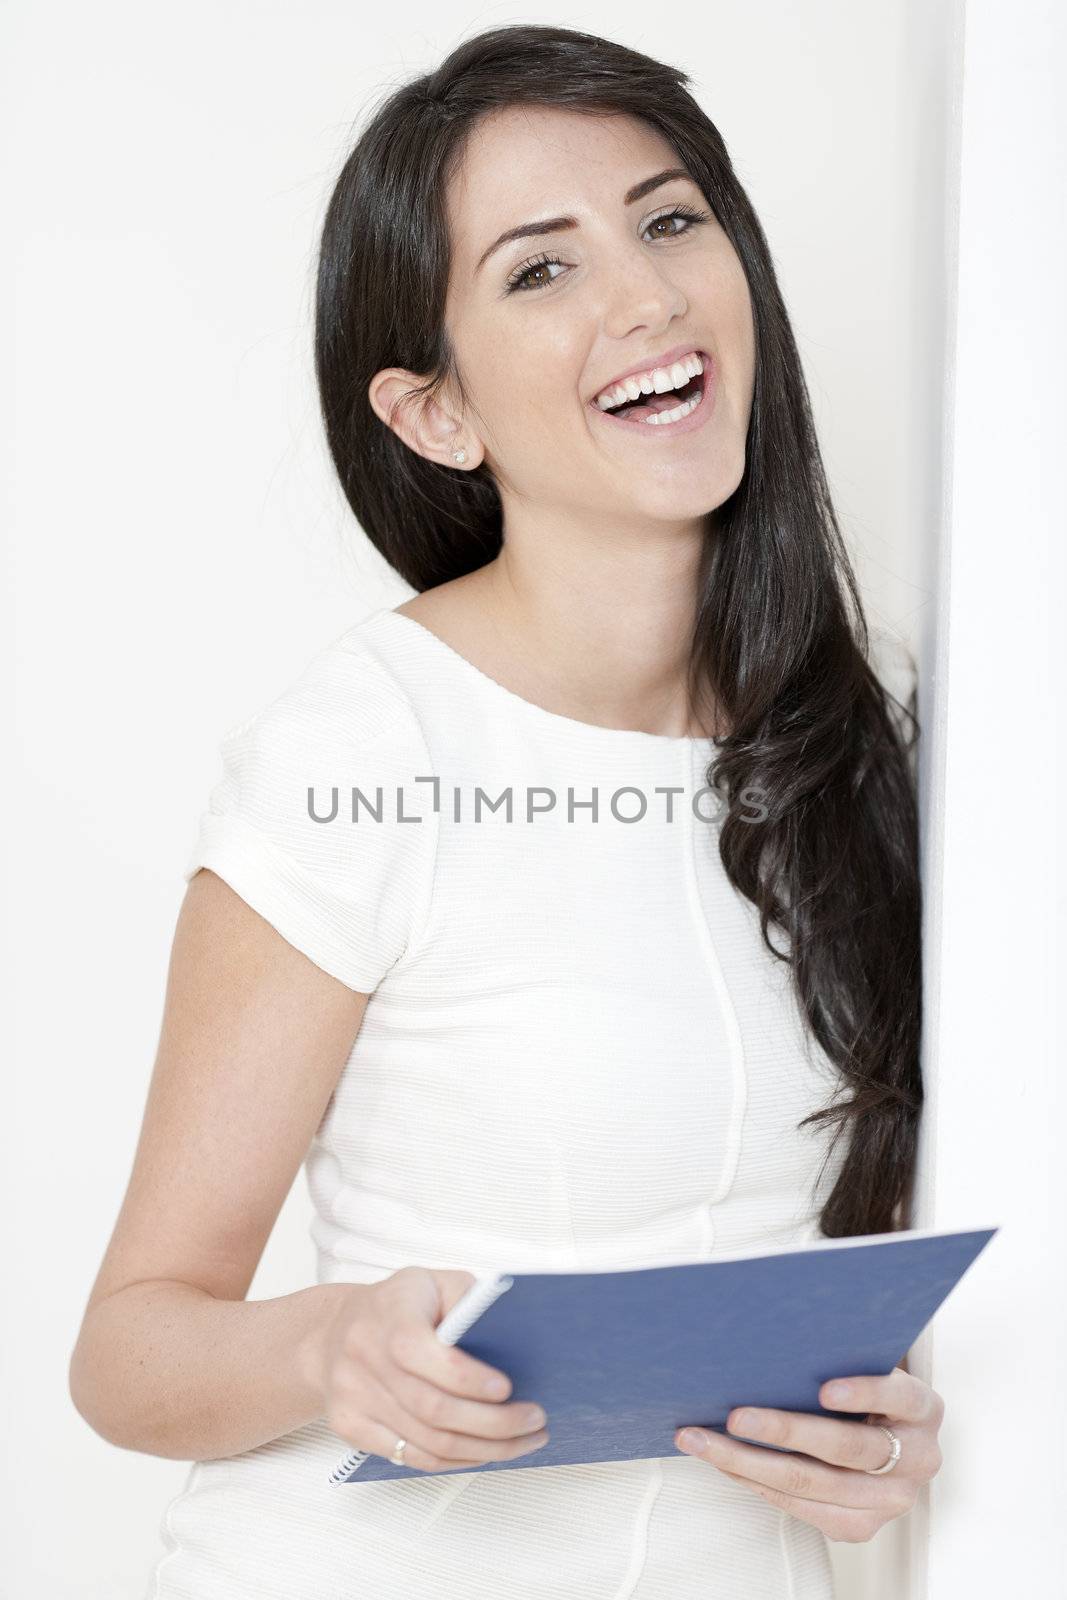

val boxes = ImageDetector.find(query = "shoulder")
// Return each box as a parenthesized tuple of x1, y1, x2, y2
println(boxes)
(219, 621, 422, 760)
(206, 622, 436, 860)
(186, 620, 437, 993)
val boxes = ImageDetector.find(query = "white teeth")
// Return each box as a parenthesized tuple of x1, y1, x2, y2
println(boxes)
(645, 391, 701, 425)
(594, 350, 705, 411)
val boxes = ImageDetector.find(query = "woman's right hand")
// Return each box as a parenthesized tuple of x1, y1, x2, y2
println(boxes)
(314, 1266, 550, 1473)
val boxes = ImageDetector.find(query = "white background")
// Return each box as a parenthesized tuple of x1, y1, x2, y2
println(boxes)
(911, 2, 1066, 1597)
(6, 2, 1061, 1597)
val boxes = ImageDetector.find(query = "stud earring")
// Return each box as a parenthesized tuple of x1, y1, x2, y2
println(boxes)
(452, 447, 468, 465)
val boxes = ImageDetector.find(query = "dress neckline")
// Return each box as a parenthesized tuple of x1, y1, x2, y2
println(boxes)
(376, 607, 719, 749)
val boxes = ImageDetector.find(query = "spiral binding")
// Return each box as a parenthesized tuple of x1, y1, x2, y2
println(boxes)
(326, 1272, 515, 1485)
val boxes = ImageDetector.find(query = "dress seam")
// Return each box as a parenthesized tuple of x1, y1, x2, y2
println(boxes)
(606, 1458, 664, 1600)
(416, 1472, 476, 1537)
(681, 746, 748, 1224)
(150, 1461, 201, 1598)
(778, 1509, 799, 1600)
(353, 627, 442, 979)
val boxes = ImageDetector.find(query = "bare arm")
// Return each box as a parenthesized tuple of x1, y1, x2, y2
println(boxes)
(68, 867, 371, 1461)
(71, 1277, 356, 1460)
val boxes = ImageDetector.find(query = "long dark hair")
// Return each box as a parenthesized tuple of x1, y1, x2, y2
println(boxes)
(313, 23, 922, 1240)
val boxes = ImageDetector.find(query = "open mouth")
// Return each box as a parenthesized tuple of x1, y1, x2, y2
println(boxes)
(590, 351, 712, 430)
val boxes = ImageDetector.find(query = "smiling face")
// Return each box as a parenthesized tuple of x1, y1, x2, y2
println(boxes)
(372, 105, 757, 533)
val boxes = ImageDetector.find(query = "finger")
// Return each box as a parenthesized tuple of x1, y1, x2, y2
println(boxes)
(346, 1409, 487, 1473)
(354, 1330, 546, 1448)
(677, 1427, 910, 1512)
(724, 1406, 911, 1474)
(389, 1315, 514, 1404)
(713, 1467, 888, 1545)
(334, 1348, 548, 1469)
(386, 1360, 549, 1444)
(820, 1366, 937, 1427)
(350, 1403, 550, 1474)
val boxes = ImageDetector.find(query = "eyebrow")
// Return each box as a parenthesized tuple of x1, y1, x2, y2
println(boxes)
(474, 166, 695, 276)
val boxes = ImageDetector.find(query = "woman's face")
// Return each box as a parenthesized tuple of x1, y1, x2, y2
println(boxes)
(432, 105, 757, 528)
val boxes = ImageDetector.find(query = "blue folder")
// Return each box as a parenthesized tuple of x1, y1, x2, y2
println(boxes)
(328, 1223, 997, 1485)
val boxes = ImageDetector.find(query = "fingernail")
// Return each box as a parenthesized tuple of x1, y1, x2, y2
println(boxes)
(825, 1382, 850, 1402)
(677, 1428, 708, 1452)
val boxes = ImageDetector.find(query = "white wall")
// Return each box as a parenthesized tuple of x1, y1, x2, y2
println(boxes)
(5, 3, 960, 1594)
(908, 3, 1067, 1598)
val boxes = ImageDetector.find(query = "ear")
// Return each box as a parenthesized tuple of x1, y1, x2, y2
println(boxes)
(368, 368, 482, 470)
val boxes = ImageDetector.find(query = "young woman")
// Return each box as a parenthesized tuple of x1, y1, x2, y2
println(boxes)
(70, 23, 944, 1599)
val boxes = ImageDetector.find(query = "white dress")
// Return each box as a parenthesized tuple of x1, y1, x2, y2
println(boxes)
(145, 605, 916, 1599)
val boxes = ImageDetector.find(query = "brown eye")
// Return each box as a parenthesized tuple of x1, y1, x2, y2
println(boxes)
(505, 254, 566, 294)
(503, 206, 711, 296)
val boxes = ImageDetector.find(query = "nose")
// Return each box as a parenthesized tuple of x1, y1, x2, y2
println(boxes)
(597, 242, 689, 341)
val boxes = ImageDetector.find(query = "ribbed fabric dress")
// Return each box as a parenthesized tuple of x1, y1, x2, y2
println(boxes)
(146, 605, 916, 1600)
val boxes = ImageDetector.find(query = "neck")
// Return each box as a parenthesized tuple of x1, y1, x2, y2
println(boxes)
(455, 510, 723, 739)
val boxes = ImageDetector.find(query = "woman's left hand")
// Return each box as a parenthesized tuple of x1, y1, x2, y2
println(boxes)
(674, 1365, 944, 1544)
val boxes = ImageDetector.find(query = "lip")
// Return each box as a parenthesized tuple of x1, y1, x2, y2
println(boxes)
(589, 348, 717, 439)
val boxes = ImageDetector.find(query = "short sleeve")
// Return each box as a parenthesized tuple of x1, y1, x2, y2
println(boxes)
(183, 643, 437, 993)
